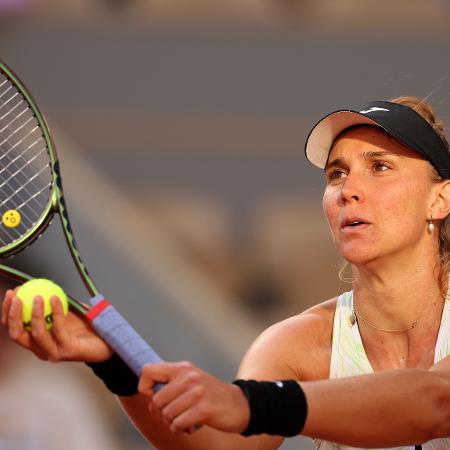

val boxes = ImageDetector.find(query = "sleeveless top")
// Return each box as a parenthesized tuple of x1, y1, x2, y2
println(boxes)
(314, 290, 450, 450)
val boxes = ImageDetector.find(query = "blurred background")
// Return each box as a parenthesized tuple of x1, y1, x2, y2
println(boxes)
(1, 1, 450, 449)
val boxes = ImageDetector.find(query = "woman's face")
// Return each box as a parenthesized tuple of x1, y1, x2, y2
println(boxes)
(322, 126, 437, 265)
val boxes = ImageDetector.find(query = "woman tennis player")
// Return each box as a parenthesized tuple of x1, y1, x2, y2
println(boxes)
(4, 96, 450, 449)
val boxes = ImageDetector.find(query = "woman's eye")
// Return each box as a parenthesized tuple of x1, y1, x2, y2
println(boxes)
(326, 169, 346, 181)
(372, 161, 390, 172)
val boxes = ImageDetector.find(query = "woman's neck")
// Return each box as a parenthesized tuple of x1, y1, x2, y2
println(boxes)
(351, 250, 445, 331)
(349, 250, 446, 369)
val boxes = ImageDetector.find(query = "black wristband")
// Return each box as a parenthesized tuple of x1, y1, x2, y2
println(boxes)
(232, 379, 307, 437)
(86, 353, 139, 396)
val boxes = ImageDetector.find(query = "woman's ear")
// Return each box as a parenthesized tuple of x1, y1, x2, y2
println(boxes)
(430, 181, 450, 220)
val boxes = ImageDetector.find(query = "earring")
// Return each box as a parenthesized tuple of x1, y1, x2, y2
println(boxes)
(427, 216, 435, 234)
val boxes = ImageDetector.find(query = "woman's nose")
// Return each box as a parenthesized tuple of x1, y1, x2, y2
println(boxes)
(340, 173, 364, 203)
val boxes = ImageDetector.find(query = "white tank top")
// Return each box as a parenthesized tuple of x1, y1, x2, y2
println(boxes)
(314, 290, 450, 450)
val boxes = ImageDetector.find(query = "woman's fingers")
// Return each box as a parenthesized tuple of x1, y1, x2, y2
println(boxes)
(150, 362, 201, 410)
(8, 296, 26, 340)
(7, 294, 60, 361)
(139, 361, 187, 398)
(50, 296, 70, 343)
(139, 362, 218, 432)
(3, 287, 112, 364)
(29, 296, 59, 359)
(161, 386, 206, 433)
(2, 289, 14, 326)
(170, 406, 205, 434)
(139, 361, 252, 434)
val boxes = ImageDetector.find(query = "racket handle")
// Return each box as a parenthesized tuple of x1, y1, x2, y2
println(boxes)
(87, 294, 164, 391)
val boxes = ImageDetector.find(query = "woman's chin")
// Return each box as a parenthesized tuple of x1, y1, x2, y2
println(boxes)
(340, 247, 379, 266)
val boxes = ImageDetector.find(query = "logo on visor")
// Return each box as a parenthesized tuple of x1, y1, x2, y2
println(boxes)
(360, 107, 390, 114)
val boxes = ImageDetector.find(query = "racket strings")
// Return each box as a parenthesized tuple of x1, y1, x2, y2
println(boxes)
(0, 132, 44, 177)
(0, 120, 49, 216)
(0, 137, 50, 218)
(0, 173, 52, 244)
(0, 161, 48, 244)
(0, 86, 17, 105)
(0, 72, 53, 249)
(0, 163, 50, 207)
(0, 113, 34, 145)
(0, 98, 26, 124)
(0, 146, 48, 189)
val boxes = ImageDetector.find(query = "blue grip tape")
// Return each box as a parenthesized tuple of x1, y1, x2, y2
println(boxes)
(89, 294, 164, 391)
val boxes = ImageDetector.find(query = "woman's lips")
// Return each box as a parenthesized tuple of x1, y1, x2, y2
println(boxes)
(340, 218, 371, 232)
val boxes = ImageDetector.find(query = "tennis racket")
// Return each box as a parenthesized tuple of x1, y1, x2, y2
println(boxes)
(0, 59, 163, 380)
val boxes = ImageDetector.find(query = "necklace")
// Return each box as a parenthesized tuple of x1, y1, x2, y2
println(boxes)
(349, 309, 418, 333)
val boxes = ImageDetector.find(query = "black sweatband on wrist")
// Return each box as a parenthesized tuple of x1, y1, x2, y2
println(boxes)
(232, 379, 307, 437)
(86, 353, 139, 396)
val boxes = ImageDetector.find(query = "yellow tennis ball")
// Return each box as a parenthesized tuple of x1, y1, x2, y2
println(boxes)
(17, 279, 68, 331)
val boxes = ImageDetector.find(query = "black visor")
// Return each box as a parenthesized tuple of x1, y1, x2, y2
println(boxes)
(304, 100, 450, 179)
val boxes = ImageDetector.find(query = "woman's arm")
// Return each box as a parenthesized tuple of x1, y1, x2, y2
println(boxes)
(119, 388, 279, 450)
(123, 308, 333, 449)
(136, 355, 450, 446)
(117, 316, 314, 450)
(302, 364, 450, 446)
(3, 289, 304, 450)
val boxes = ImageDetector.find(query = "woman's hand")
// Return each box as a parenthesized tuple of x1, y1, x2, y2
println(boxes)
(138, 361, 250, 435)
(2, 288, 112, 363)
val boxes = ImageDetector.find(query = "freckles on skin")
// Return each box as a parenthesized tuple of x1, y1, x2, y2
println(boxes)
(322, 189, 376, 262)
(322, 128, 435, 264)
(324, 177, 430, 264)
(377, 173, 430, 235)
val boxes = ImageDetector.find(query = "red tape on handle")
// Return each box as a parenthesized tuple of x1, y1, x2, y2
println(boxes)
(86, 298, 110, 322)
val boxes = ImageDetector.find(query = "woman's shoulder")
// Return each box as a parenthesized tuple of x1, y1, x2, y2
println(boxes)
(266, 297, 337, 346)
(238, 297, 339, 381)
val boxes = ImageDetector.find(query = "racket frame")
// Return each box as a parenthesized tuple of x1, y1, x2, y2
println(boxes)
(0, 60, 164, 377)
(0, 62, 54, 258)
(0, 61, 96, 314)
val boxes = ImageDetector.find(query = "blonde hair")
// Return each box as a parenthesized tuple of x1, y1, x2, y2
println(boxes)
(339, 96, 450, 294)
(390, 95, 449, 152)
(390, 96, 450, 294)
